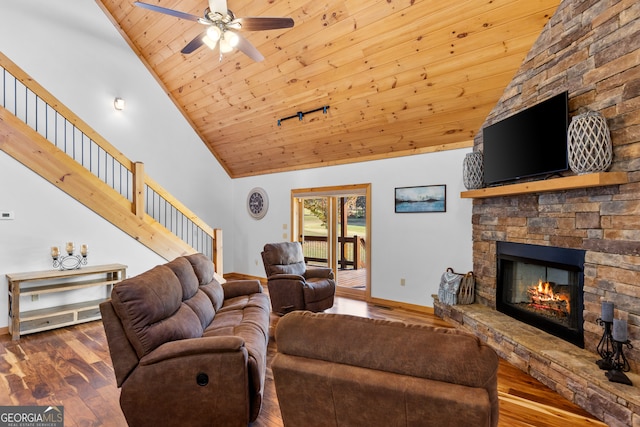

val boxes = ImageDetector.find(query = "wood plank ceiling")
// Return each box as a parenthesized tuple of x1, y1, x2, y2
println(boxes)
(97, 0, 560, 178)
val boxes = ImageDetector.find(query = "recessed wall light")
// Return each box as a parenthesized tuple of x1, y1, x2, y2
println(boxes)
(114, 98, 126, 111)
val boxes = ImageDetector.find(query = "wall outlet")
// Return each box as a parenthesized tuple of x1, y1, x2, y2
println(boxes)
(400, 278, 406, 286)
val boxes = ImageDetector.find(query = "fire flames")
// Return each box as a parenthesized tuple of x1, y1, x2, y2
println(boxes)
(537, 280, 553, 298)
(527, 279, 570, 317)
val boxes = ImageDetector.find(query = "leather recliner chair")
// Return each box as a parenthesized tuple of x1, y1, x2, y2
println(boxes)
(261, 242, 336, 315)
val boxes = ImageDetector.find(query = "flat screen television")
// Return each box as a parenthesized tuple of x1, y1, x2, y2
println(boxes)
(483, 91, 569, 186)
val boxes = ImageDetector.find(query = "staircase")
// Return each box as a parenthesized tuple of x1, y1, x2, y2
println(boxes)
(0, 52, 223, 271)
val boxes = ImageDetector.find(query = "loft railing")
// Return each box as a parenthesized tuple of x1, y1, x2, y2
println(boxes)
(1, 70, 133, 201)
(0, 52, 218, 261)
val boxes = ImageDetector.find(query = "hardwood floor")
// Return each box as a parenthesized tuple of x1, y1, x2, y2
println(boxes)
(337, 268, 367, 289)
(0, 297, 606, 427)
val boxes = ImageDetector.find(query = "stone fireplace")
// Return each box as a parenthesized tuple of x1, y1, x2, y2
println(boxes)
(496, 241, 585, 348)
(433, 0, 640, 425)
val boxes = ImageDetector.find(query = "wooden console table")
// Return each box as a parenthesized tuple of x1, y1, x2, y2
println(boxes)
(6, 263, 127, 340)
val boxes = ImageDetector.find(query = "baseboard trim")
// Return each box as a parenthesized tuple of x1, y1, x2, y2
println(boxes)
(225, 273, 432, 315)
(335, 286, 365, 300)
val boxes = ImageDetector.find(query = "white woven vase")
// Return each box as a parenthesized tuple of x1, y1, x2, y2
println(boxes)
(567, 110, 612, 174)
(463, 152, 484, 190)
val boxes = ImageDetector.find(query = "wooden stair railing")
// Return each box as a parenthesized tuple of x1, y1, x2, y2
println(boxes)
(0, 52, 222, 271)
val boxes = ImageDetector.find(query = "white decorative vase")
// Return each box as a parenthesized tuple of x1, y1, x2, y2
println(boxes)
(567, 110, 612, 174)
(463, 152, 484, 190)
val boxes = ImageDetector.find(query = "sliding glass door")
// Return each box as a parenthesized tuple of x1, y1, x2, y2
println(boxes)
(291, 184, 370, 300)
(300, 197, 333, 269)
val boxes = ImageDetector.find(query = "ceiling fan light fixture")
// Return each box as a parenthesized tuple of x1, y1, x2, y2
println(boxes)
(219, 37, 233, 53)
(225, 31, 239, 48)
(219, 31, 239, 53)
(206, 25, 222, 42)
(202, 34, 217, 49)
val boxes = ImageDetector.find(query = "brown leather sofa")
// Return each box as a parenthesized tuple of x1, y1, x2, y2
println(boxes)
(100, 253, 270, 427)
(272, 311, 499, 427)
(261, 241, 336, 314)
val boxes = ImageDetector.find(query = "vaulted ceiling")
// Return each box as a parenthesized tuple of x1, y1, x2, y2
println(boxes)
(97, 0, 560, 178)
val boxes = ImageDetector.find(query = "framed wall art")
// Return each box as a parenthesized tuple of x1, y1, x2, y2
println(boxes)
(394, 185, 446, 213)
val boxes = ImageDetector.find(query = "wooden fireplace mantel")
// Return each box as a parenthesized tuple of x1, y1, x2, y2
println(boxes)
(460, 172, 628, 199)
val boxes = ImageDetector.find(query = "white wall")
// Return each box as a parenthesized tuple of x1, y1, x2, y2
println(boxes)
(233, 148, 474, 308)
(0, 151, 167, 322)
(0, 0, 474, 334)
(0, 3, 235, 246)
(0, 1, 235, 329)
(0, 0, 235, 240)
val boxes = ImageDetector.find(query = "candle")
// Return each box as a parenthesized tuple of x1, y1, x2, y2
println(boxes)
(81, 244, 88, 257)
(51, 246, 59, 258)
(601, 301, 614, 322)
(613, 319, 628, 342)
(66, 242, 74, 255)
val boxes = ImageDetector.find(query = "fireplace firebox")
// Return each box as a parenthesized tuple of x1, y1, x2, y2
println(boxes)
(496, 242, 585, 348)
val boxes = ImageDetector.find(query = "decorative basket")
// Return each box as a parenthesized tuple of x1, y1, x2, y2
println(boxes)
(457, 272, 475, 305)
(567, 110, 612, 174)
(463, 152, 484, 190)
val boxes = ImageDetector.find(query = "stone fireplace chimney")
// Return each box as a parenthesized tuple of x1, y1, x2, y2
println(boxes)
(471, 0, 640, 372)
(435, 0, 640, 425)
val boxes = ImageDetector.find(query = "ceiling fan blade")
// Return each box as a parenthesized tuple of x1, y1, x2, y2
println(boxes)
(208, 0, 228, 16)
(228, 30, 264, 62)
(181, 31, 207, 54)
(235, 17, 294, 31)
(134, 1, 200, 22)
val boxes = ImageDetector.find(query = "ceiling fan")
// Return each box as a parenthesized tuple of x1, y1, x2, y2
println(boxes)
(133, 0, 294, 62)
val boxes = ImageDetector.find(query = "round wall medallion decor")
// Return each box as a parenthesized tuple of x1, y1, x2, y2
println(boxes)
(567, 110, 612, 174)
(247, 187, 269, 219)
(463, 151, 484, 190)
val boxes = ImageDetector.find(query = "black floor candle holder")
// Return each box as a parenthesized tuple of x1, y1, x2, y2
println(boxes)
(596, 318, 615, 370)
(605, 340, 633, 386)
